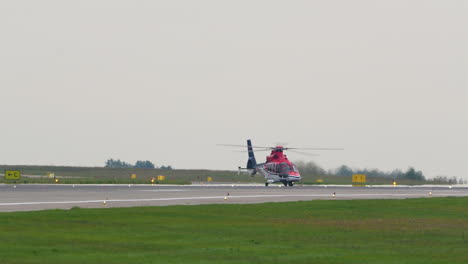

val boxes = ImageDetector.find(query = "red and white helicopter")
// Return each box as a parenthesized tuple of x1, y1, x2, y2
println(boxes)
(222, 139, 342, 186)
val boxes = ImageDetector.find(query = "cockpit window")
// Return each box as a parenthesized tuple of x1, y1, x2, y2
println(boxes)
(265, 163, 298, 174)
(280, 163, 291, 173)
(278, 162, 299, 173)
(292, 163, 299, 172)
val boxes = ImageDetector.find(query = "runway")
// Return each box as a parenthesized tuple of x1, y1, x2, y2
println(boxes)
(1, 183, 467, 212)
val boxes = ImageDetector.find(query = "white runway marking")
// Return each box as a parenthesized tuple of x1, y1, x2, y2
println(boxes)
(139, 189, 186, 192)
(0, 193, 428, 207)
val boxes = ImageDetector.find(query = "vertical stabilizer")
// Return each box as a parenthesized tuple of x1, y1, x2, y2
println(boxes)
(246, 139, 257, 169)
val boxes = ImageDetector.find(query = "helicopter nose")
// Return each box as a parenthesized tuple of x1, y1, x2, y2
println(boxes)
(288, 172, 301, 180)
(288, 171, 300, 177)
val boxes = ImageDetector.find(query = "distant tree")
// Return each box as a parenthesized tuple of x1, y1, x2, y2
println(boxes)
(295, 161, 326, 176)
(352, 168, 383, 178)
(105, 159, 133, 168)
(448, 177, 457, 184)
(134, 160, 155, 169)
(105, 159, 156, 169)
(335, 165, 354, 177)
(429, 175, 462, 184)
(330, 166, 427, 180)
(160, 165, 173, 170)
(430, 176, 448, 184)
(403, 167, 425, 181)
(389, 169, 404, 180)
(105, 159, 114, 168)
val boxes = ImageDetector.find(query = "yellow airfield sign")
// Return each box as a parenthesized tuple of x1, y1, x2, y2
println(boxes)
(352, 174, 366, 187)
(5, 170, 21, 180)
(157, 175, 166, 181)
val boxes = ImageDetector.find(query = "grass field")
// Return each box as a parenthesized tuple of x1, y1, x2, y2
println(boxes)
(0, 165, 429, 185)
(0, 165, 257, 184)
(0, 197, 467, 263)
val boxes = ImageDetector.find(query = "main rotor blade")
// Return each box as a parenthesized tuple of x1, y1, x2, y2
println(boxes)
(216, 144, 246, 147)
(234, 149, 271, 153)
(287, 150, 321, 157)
(217, 144, 272, 150)
(218, 144, 343, 151)
(285, 147, 344, 151)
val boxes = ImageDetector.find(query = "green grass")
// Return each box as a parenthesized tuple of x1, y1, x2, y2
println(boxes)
(0, 197, 467, 263)
(0, 165, 430, 185)
(0, 165, 260, 184)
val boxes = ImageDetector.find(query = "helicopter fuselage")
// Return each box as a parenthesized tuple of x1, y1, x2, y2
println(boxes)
(256, 147, 301, 186)
(235, 139, 340, 186)
(241, 141, 301, 186)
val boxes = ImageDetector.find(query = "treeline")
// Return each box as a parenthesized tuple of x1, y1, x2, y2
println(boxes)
(104, 159, 172, 170)
(334, 165, 425, 181)
(428, 176, 464, 185)
(295, 161, 465, 184)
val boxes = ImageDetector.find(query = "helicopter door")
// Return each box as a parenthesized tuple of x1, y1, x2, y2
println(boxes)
(265, 164, 273, 174)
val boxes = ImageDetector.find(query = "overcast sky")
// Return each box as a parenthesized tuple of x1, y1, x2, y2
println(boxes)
(1, 1, 467, 180)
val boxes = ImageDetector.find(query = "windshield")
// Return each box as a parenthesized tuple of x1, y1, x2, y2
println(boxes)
(279, 163, 299, 173)
(292, 163, 299, 172)
(280, 163, 292, 173)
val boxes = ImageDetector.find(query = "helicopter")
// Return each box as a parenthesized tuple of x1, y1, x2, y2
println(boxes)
(221, 139, 342, 186)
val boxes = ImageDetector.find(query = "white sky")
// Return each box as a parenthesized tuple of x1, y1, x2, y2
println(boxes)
(1, 1, 467, 179)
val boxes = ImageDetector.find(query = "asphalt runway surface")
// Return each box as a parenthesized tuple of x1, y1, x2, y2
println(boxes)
(1, 184, 468, 212)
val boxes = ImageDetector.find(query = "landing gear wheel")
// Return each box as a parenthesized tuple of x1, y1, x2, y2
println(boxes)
(265, 182, 269, 187)
(283, 182, 288, 186)
(288, 182, 293, 186)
